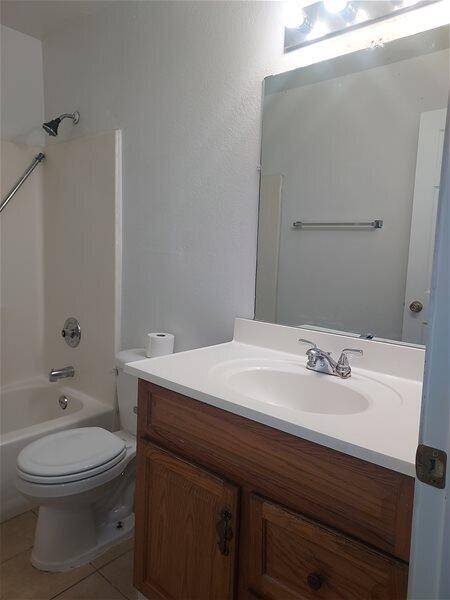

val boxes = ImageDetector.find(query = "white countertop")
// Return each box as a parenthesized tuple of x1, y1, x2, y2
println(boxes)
(125, 319, 424, 476)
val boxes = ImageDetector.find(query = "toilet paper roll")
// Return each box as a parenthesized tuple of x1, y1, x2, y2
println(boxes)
(146, 332, 175, 358)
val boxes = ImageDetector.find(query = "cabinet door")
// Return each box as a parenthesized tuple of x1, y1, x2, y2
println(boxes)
(134, 441, 239, 600)
(248, 495, 408, 600)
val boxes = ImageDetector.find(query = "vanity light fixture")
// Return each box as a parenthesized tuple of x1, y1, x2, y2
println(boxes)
(284, 0, 441, 52)
(354, 8, 369, 24)
(307, 20, 330, 40)
(283, 1, 311, 31)
(323, 0, 348, 14)
(397, 0, 421, 6)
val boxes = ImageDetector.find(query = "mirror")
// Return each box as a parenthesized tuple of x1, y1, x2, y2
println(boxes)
(256, 26, 449, 346)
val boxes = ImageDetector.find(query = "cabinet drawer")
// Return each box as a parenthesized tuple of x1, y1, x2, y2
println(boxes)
(248, 495, 408, 600)
(138, 381, 413, 561)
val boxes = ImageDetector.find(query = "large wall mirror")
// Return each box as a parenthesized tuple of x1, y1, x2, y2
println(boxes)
(255, 26, 449, 346)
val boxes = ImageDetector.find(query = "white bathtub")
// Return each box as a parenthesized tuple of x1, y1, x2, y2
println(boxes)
(0, 378, 115, 522)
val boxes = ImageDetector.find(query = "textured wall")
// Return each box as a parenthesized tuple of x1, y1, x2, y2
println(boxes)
(41, 1, 446, 352)
(0, 25, 44, 146)
(0, 28, 44, 387)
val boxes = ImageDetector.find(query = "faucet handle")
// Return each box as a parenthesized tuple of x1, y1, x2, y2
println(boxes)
(298, 338, 317, 349)
(336, 348, 363, 378)
(298, 339, 320, 367)
(340, 348, 364, 358)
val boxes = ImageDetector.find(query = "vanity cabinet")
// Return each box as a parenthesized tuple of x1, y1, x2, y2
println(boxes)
(134, 442, 238, 599)
(134, 380, 414, 600)
(248, 496, 408, 600)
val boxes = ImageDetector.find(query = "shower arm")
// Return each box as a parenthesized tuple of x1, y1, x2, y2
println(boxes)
(0, 153, 46, 214)
(59, 113, 79, 123)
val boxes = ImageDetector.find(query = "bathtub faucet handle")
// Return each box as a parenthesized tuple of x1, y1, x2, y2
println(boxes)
(61, 318, 81, 348)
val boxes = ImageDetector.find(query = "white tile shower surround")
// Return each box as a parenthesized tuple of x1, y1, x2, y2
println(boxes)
(43, 131, 121, 407)
(0, 510, 137, 600)
(1, 132, 121, 408)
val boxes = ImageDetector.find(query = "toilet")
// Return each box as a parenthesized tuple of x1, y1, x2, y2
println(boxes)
(15, 349, 145, 572)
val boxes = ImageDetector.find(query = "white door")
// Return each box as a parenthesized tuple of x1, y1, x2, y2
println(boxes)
(402, 109, 447, 344)
(407, 107, 449, 599)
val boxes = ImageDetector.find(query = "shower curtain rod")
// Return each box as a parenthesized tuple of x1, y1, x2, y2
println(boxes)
(0, 152, 46, 214)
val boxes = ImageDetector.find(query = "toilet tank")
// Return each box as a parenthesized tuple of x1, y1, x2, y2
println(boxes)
(115, 349, 147, 435)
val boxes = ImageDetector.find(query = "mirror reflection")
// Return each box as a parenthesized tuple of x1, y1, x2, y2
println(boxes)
(256, 26, 449, 346)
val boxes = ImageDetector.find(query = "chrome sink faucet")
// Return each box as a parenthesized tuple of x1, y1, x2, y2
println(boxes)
(49, 366, 75, 382)
(298, 339, 363, 379)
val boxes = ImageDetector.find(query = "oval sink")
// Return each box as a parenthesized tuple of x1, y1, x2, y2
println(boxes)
(226, 368, 369, 415)
(210, 359, 402, 417)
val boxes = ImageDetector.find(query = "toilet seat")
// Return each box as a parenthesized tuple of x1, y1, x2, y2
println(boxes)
(16, 430, 136, 500)
(17, 427, 126, 484)
(17, 447, 128, 484)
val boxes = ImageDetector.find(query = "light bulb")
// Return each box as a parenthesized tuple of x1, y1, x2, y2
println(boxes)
(283, 1, 308, 29)
(323, 0, 349, 14)
(354, 8, 368, 23)
(307, 20, 330, 40)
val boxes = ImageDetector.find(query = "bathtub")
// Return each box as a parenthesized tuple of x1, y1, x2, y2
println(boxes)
(0, 378, 115, 522)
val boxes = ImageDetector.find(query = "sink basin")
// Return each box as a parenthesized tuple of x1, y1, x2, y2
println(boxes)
(225, 368, 368, 414)
(210, 359, 402, 416)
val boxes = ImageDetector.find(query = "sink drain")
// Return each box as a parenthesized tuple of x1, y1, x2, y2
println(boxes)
(58, 395, 69, 410)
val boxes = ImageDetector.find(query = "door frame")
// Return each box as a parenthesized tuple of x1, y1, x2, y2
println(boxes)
(408, 102, 450, 599)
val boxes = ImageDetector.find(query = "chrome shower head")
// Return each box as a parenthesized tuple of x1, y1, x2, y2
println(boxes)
(42, 111, 80, 136)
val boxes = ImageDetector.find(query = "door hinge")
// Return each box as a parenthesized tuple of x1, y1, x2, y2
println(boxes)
(416, 444, 447, 489)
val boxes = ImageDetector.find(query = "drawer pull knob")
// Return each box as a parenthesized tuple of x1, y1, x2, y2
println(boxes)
(307, 573, 323, 591)
(216, 508, 233, 556)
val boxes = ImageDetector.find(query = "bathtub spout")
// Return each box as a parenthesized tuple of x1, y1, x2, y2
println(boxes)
(49, 366, 75, 382)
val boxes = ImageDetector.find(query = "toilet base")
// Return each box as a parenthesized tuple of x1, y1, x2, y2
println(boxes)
(31, 510, 134, 572)
(16, 430, 136, 572)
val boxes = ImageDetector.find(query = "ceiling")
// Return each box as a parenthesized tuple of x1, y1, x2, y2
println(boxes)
(0, 0, 114, 40)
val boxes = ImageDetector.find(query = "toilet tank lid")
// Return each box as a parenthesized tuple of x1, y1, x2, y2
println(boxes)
(115, 348, 146, 370)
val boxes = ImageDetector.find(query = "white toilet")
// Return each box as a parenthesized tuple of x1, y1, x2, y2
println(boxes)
(15, 349, 145, 572)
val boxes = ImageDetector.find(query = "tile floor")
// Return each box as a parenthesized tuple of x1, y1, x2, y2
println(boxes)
(0, 511, 138, 600)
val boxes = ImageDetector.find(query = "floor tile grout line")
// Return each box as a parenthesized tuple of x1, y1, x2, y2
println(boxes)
(1, 551, 132, 600)
(0, 510, 37, 526)
(91, 545, 133, 571)
(97, 570, 129, 599)
(0, 547, 34, 568)
(0, 544, 35, 566)
(47, 571, 96, 600)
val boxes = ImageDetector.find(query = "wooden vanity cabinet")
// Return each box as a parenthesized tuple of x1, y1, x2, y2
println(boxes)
(134, 442, 238, 600)
(134, 380, 414, 600)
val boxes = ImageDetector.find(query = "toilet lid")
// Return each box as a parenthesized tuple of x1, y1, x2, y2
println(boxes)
(17, 427, 126, 477)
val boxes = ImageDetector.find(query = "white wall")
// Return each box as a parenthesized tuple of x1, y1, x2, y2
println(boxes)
(261, 49, 448, 340)
(0, 26, 45, 387)
(41, 1, 449, 352)
(0, 25, 44, 146)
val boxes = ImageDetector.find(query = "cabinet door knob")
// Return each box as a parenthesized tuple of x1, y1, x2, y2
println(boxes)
(307, 572, 323, 591)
